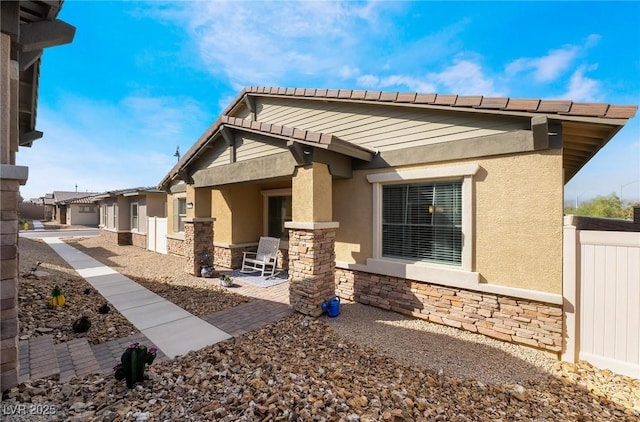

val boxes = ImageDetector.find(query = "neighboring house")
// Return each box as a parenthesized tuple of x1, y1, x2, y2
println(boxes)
(49, 191, 97, 224)
(93, 187, 167, 248)
(1, 0, 75, 392)
(56, 195, 99, 226)
(158, 86, 637, 355)
(41, 193, 55, 220)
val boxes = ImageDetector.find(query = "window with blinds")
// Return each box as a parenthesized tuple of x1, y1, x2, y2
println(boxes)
(382, 181, 462, 265)
(173, 198, 186, 233)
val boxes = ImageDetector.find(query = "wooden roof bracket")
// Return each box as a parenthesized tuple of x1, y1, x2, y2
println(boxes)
(220, 126, 236, 163)
(177, 169, 194, 185)
(531, 115, 562, 150)
(287, 141, 353, 178)
(244, 95, 256, 120)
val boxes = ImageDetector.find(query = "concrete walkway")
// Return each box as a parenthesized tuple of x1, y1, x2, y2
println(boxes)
(32, 220, 44, 231)
(42, 237, 231, 359)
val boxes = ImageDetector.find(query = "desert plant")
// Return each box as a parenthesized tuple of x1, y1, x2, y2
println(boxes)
(98, 303, 110, 314)
(51, 286, 65, 307)
(72, 316, 91, 333)
(114, 343, 157, 388)
(219, 274, 233, 287)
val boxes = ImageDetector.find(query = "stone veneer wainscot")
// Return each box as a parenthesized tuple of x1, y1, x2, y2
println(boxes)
(335, 269, 562, 353)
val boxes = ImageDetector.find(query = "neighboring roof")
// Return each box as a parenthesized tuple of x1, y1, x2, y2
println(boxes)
(92, 186, 165, 200)
(59, 196, 97, 205)
(1, 1, 75, 147)
(160, 87, 637, 189)
(52, 191, 97, 203)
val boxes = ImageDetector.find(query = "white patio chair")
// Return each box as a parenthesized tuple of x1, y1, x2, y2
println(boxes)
(240, 236, 280, 277)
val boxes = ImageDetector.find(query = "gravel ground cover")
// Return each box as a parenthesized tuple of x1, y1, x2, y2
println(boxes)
(17, 238, 137, 344)
(4, 315, 639, 421)
(6, 234, 639, 420)
(64, 237, 252, 317)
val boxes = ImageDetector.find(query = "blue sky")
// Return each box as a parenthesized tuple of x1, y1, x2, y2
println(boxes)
(17, 0, 640, 204)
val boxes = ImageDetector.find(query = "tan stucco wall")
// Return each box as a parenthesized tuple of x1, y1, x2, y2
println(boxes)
(146, 194, 166, 218)
(292, 163, 332, 222)
(334, 149, 564, 294)
(212, 189, 232, 244)
(212, 186, 261, 244)
(68, 204, 98, 226)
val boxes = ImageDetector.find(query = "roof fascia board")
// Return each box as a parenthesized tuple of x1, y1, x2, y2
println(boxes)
(229, 125, 373, 161)
(1, 2, 19, 38)
(355, 130, 538, 171)
(251, 92, 632, 126)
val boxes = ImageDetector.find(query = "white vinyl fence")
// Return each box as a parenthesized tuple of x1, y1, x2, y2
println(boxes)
(563, 220, 640, 378)
(147, 217, 168, 254)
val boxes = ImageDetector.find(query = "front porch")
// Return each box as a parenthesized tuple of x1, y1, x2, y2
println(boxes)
(170, 161, 344, 317)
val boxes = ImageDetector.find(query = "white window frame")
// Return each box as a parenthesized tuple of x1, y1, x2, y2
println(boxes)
(131, 202, 139, 232)
(173, 196, 187, 234)
(111, 204, 117, 229)
(100, 204, 107, 226)
(261, 188, 292, 248)
(366, 164, 480, 285)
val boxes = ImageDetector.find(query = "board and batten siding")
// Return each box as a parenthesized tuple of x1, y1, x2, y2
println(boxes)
(256, 97, 527, 152)
(235, 133, 287, 162)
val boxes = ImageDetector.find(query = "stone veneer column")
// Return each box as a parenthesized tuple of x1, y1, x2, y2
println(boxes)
(286, 222, 339, 317)
(1, 177, 23, 392)
(1, 31, 24, 392)
(183, 218, 214, 275)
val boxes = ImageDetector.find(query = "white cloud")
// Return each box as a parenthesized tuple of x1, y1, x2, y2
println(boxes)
(357, 74, 437, 93)
(429, 60, 502, 96)
(16, 93, 208, 200)
(560, 65, 601, 102)
(156, 1, 383, 88)
(506, 46, 580, 82)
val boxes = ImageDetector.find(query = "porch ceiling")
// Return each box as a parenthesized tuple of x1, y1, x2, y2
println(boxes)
(561, 121, 623, 183)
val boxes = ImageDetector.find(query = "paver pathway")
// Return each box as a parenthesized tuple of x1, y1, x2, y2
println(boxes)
(18, 237, 294, 383)
(42, 237, 231, 359)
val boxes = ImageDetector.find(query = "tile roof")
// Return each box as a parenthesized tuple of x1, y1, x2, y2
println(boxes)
(92, 186, 164, 199)
(160, 87, 637, 189)
(52, 191, 97, 203)
(236, 87, 637, 120)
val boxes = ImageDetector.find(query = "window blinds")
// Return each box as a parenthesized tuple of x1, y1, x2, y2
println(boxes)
(382, 181, 462, 265)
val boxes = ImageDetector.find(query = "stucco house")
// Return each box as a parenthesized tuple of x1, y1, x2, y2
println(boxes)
(48, 190, 97, 225)
(56, 194, 99, 226)
(158, 86, 636, 354)
(94, 186, 167, 248)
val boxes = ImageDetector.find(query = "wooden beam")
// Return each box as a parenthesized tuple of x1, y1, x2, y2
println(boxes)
(177, 170, 194, 185)
(19, 130, 43, 146)
(1, 2, 19, 38)
(244, 95, 256, 120)
(531, 115, 549, 150)
(287, 141, 314, 165)
(19, 19, 76, 52)
(220, 126, 236, 163)
(19, 49, 42, 71)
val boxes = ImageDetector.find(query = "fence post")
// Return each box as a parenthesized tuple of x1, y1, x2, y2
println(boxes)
(562, 216, 579, 362)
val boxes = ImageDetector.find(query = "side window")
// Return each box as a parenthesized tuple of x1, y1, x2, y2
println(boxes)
(131, 203, 139, 231)
(382, 181, 462, 266)
(173, 198, 186, 233)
